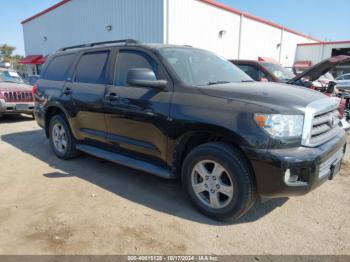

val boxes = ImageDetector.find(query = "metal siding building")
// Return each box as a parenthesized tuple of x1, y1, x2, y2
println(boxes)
(21, 0, 319, 74)
(295, 41, 350, 66)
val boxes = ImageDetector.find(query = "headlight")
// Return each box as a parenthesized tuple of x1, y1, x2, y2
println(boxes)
(254, 114, 304, 138)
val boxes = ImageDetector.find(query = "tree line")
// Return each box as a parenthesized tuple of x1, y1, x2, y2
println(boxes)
(0, 44, 24, 72)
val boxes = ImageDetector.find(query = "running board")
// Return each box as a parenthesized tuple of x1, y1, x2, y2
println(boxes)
(76, 144, 175, 179)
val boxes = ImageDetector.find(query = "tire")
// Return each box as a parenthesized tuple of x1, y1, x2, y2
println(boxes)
(49, 114, 79, 160)
(182, 142, 256, 221)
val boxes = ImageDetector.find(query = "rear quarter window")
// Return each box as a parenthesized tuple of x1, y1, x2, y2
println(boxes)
(43, 54, 76, 81)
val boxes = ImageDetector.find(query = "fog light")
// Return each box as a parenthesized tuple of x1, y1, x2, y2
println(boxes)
(284, 169, 307, 186)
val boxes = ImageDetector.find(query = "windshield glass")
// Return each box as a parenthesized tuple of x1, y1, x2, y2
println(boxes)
(262, 62, 295, 81)
(0, 70, 24, 84)
(157, 47, 252, 86)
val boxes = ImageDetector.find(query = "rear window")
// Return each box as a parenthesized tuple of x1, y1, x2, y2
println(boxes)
(43, 54, 76, 81)
(74, 51, 110, 84)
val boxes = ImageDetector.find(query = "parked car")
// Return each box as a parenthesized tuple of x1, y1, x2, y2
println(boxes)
(335, 73, 350, 95)
(231, 56, 350, 130)
(0, 68, 35, 118)
(336, 73, 350, 81)
(34, 39, 346, 221)
(25, 75, 40, 86)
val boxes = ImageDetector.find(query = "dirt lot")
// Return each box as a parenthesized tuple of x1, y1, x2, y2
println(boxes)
(0, 115, 349, 255)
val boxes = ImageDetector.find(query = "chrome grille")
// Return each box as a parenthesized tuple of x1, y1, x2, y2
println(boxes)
(302, 98, 341, 147)
(2, 91, 34, 102)
(319, 148, 344, 179)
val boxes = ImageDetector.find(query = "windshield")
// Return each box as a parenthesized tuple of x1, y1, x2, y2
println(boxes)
(0, 70, 24, 84)
(157, 47, 252, 86)
(262, 62, 295, 81)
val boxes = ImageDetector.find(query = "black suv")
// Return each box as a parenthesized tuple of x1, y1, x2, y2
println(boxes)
(34, 39, 346, 221)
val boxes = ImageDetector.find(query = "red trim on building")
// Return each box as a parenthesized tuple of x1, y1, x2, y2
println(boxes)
(21, 0, 71, 24)
(35, 55, 48, 64)
(21, 0, 321, 43)
(19, 55, 46, 65)
(297, 40, 350, 46)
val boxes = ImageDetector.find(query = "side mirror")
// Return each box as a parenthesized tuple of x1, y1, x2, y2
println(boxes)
(127, 68, 167, 89)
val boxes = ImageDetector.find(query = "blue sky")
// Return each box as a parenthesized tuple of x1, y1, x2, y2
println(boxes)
(1, 0, 349, 56)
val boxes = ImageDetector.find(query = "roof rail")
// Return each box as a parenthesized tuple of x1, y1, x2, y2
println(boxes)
(59, 39, 140, 51)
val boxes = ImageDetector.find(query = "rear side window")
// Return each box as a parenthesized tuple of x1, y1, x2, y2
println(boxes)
(43, 54, 76, 81)
(115, 52, 154, 86)
(74, 51, 110, 84)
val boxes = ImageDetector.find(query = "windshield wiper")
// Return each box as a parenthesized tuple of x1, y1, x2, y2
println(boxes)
(241, 80, 254, 82)
(206, 81, 232, 86)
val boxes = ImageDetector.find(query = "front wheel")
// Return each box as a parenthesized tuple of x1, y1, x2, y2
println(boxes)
(182, 142, 256, 221)
(49, 114, 79, 159)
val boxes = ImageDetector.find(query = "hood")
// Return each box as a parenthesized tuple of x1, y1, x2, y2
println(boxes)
(198, 81, 327, 113)
(288, 55, 350, 84)
(0, 82, 33, 92)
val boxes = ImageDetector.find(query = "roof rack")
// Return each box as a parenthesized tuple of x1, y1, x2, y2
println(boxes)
(59, 39, 141, 51)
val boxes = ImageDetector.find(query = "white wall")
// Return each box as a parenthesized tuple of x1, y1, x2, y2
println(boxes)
(168, 0, 317, 65)
(23, 0, 164, 55)
(167, 0, 241, 59)
(239, 17, 282, 61)
(280, 31, 316, 67)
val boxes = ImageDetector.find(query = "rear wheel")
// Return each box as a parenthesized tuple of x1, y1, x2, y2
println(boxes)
(49, 114, 79, 159)
(182, 142, 256, 221)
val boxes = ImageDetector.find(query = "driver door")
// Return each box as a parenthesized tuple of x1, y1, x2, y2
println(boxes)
(104, 49, 171, 165)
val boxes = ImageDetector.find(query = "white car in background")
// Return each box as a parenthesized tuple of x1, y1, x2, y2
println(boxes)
(336, 73, 350, 91)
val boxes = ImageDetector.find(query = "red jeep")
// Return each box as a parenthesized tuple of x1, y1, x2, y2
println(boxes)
(0, 68, 35, 118)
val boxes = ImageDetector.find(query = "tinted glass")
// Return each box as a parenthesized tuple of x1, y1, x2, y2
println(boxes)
(157, 47, 252, 86)
(75, 51, 109, 84)
(238, 65, 261, 81)
(115, 52, 153, 86)
(43, 54, 75, 81)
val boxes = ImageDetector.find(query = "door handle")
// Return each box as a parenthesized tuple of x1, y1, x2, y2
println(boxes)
(106, 93, 119, 101)
(63, 87, 72, 95)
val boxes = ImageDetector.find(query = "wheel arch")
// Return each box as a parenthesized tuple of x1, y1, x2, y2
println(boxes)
(171, 127, 255, 181)
(44, 103, 71, 138)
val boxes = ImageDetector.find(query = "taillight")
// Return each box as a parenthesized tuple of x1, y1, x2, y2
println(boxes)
(32, 84, 38, 95)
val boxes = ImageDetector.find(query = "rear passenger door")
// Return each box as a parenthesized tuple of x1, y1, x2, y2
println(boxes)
(64, 49, 113, 143)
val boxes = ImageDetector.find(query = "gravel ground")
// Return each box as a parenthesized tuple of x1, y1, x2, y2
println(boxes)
(0, 115, 349, 255)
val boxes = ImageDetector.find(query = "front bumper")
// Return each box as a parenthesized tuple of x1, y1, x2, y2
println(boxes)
(243, 128, 347, 198)
(0, 99, 34, 115)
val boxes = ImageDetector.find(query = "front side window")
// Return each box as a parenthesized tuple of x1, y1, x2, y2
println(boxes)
(74, 51, 110, 84)
(115, 51, 154, 86)
(43, 54, 76, 81)
(157, 47, 252, 86)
